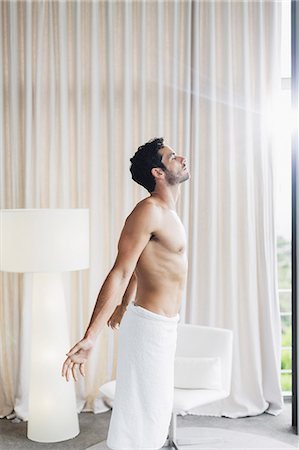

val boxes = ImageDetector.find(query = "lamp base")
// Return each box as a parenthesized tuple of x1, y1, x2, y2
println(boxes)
(27, 272, 79, 442)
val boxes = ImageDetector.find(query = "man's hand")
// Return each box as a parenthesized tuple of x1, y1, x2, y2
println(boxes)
(107, 304, 126, 330)
(61, 336, 94, 382)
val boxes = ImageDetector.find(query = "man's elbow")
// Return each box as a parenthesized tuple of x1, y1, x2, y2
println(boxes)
(110, 264, 134, 283)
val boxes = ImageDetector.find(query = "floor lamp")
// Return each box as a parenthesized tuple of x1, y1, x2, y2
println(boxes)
(0, 208, 90, 443)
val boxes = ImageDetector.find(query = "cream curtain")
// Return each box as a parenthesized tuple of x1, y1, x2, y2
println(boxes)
(0, 0, 283, 421)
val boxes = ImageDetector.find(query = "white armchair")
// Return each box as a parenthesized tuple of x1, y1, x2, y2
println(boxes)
(165, 323, 234, 449)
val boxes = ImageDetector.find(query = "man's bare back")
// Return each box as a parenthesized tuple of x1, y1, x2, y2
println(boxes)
(133, 196, 187, 317)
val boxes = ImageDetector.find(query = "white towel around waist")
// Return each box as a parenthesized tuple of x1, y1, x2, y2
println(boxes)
(106, 302, 180, 450)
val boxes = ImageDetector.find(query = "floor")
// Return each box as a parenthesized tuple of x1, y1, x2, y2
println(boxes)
(0, 398, 298, 450)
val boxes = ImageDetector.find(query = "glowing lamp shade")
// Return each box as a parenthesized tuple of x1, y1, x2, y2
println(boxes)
(0, 209, 90, 443)
(0, 209, 89, 272)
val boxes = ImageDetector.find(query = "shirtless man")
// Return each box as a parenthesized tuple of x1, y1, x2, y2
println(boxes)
(61, 137, 189, 383)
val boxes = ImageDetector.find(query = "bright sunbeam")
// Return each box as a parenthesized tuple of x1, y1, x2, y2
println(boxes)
(264, 90, 296, 145)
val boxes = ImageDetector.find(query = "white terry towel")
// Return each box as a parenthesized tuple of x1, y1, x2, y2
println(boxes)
(106, 301, 180, 450)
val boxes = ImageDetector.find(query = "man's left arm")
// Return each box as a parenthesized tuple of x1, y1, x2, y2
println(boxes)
(121, 271, 137, 310)
(107, 272, 137, 329)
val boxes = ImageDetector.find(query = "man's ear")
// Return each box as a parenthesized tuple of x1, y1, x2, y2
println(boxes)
(151, 167, 164, 178)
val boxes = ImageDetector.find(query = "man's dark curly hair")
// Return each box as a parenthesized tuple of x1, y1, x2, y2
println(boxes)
(129, 137, 166, 193)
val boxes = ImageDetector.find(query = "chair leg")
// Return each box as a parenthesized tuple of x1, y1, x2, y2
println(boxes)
(165, 412, 179, 450)
(165, 413, 224, 448)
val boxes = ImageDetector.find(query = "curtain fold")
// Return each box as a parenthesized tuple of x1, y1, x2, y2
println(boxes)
(184, 0, 283, 417)
(0, 0, 283, 421)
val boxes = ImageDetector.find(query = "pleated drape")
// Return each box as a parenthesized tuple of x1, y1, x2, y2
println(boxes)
(0, 0, 283, 420)
(184, 0, 283, 417)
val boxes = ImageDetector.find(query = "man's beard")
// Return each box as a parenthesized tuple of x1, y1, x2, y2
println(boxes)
(164, 168, 190, 185)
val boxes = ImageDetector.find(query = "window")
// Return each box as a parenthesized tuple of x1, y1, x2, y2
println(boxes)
(274, 0, 291, 397)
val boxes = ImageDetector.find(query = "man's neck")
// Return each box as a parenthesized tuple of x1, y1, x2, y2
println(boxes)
(150, 185, 180, 210)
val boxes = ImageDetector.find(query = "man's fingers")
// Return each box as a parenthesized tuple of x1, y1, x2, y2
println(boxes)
(79, 363, 85, 377)
(66, 362, 74, 382)
(66, 363, 71, 382)
(61, 361, 66, 377)
(68, 361, 75, 382)
(72, 363, 78, 382)
(62, 357, 72, 377)
(62, 362, 66, 377)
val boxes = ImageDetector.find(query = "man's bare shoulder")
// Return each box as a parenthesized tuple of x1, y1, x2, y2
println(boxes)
(124, 197, 162, 231)
(130, 196, 162, 217)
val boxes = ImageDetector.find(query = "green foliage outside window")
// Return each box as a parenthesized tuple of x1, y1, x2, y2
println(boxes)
(277, 236, 292, 393)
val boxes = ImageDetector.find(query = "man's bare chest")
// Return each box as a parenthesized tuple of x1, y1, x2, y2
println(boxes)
(150, 211, 187, 254)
